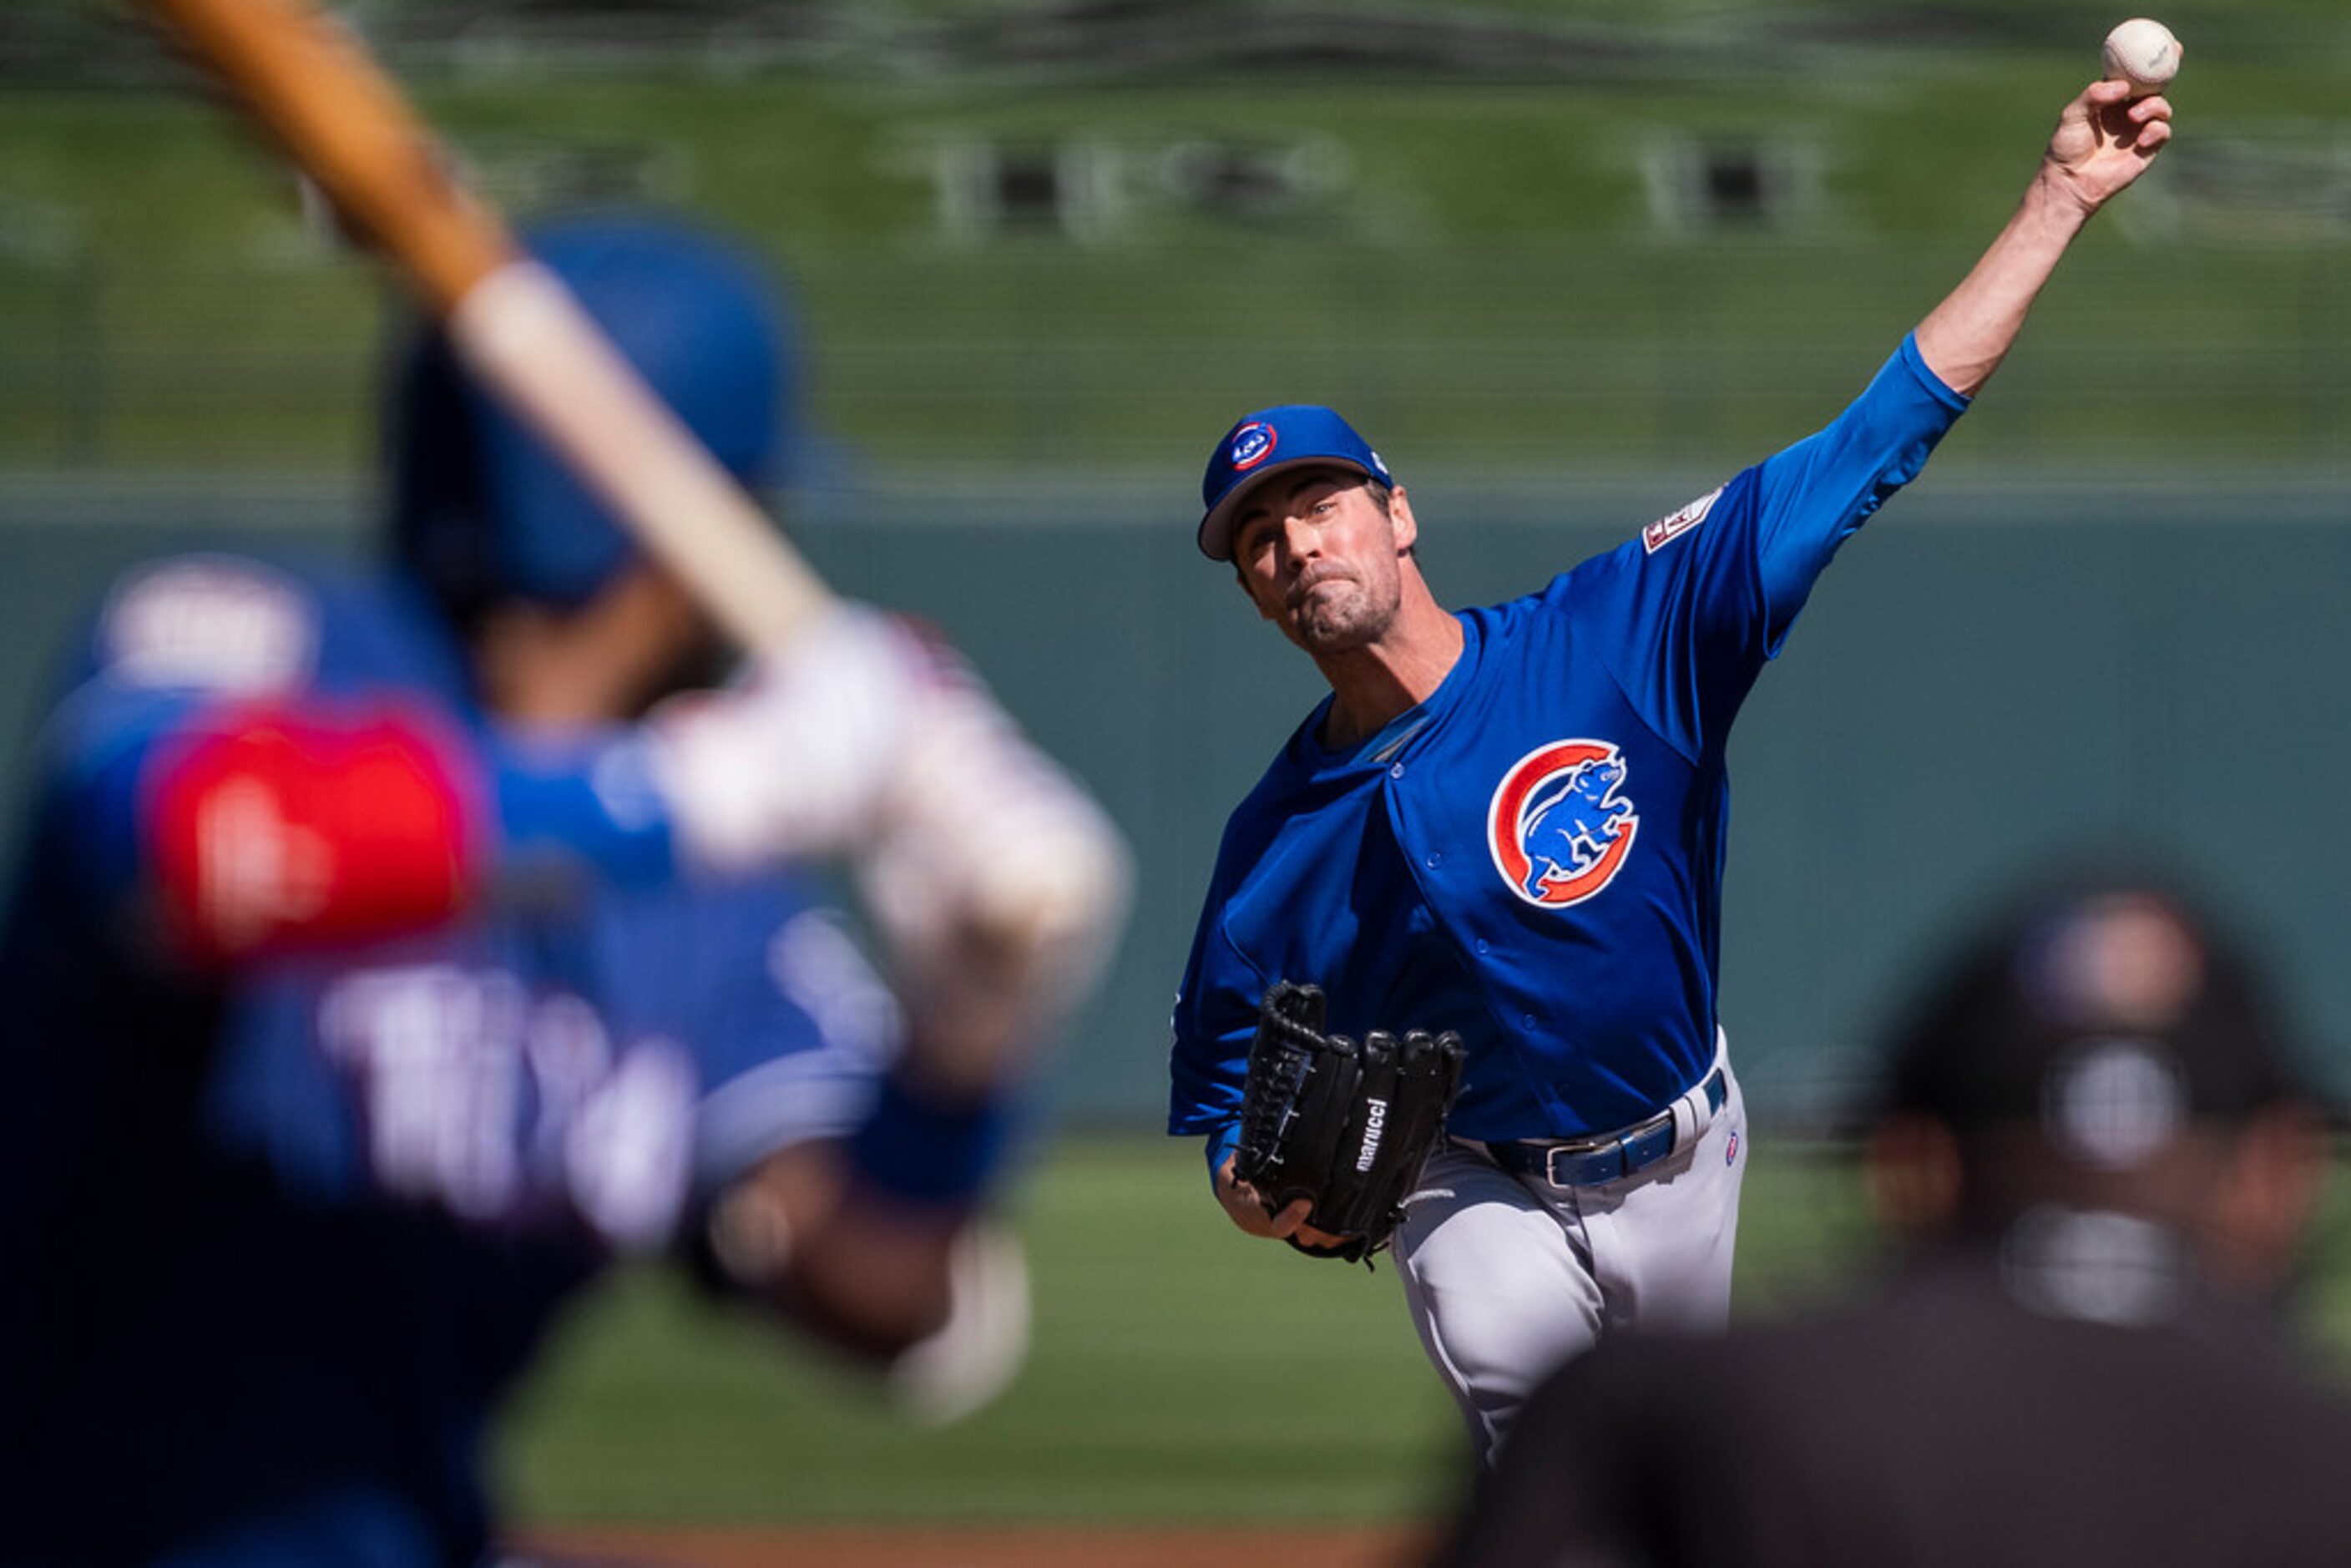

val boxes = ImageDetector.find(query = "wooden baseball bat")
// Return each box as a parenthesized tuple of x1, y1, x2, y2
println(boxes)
(136, 0, 1131, 974)
(138, 0, 832, 654)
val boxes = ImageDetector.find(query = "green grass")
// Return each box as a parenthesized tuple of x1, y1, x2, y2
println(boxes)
(499, 1130, 2351, 1527)
(495, 1133, 1866, 1526)
(498, 1134, 1461, 1525)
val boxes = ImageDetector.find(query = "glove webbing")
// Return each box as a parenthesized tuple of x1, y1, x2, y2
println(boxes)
(1236, 981, 1465, 1266)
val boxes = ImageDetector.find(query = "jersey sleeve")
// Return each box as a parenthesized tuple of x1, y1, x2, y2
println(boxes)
(1165, 812, 1276, 1141)
(676, 884, 1022, 1225)
(1747, 333, 1970, 649)
(1577, 335, 1969, 760)
(685, 894, 902, 1199)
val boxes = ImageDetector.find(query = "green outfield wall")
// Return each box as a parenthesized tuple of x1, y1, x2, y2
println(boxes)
(5, 469, 2348, 1126)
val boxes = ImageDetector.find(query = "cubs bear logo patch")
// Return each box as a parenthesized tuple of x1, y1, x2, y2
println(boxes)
(1486, 740, 1640, 908)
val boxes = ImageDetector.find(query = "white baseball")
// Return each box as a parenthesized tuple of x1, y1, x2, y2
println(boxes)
(2101, 18, 2181, 96)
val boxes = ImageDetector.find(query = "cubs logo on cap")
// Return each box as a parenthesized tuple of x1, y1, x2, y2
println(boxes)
(1197, 404, 1394, 563)
(1229, 422, 1277, 472)
(1486, 740, 1641, 908)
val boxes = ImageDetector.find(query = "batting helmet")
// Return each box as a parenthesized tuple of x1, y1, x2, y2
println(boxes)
(387, 214, 797, 621)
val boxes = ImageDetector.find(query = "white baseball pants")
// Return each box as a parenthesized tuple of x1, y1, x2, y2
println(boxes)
(1393, 1047, 1747, 1464)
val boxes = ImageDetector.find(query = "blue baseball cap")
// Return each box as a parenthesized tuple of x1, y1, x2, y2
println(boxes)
(1197, 404, 1395, 562)
(389, 214, 796, 617)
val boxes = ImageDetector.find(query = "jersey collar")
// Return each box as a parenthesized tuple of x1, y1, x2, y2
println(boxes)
(1292, 612, 1480, 776)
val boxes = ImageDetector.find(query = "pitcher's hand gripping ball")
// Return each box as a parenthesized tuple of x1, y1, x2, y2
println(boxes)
(1234, 981, 1465, 1264)
(2102, 18, 2181, 97)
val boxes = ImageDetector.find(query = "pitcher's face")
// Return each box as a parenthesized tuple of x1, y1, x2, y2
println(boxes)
(1231, 468, 1416, 656)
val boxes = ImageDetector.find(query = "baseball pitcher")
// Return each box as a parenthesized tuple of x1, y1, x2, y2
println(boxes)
(1168, 78, 2175, 1460)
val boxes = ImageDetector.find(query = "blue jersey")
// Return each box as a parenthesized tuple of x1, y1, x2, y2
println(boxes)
(0, 556, 897, 1565)
(1170, 337, 1967, 1147)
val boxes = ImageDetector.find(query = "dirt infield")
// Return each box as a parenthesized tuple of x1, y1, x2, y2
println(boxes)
(514, 1523, 1433, 1567)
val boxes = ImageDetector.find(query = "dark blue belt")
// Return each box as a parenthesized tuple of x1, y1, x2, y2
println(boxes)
(1486, 1066, 1728, 1188)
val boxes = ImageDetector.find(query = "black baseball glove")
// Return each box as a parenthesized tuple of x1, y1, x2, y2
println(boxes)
(1232, 980, 1466, 1264)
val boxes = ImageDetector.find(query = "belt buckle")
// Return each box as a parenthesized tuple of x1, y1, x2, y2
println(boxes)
(1537, 1126, 1613, 1184)
(1543, 1141, 1620, 1186)
(1542, 1128, 1615, 1159)
(1542, 1110, 1669, 1186)
(1528, 1066, 1725, 1188)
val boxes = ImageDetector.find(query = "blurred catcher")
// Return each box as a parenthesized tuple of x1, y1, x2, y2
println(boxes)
(0, 216, 1125, 1566)
(1438, 868, 2351, 1567)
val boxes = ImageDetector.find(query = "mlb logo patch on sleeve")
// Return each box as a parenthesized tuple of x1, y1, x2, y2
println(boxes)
(1641, 486, 1723, 554)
